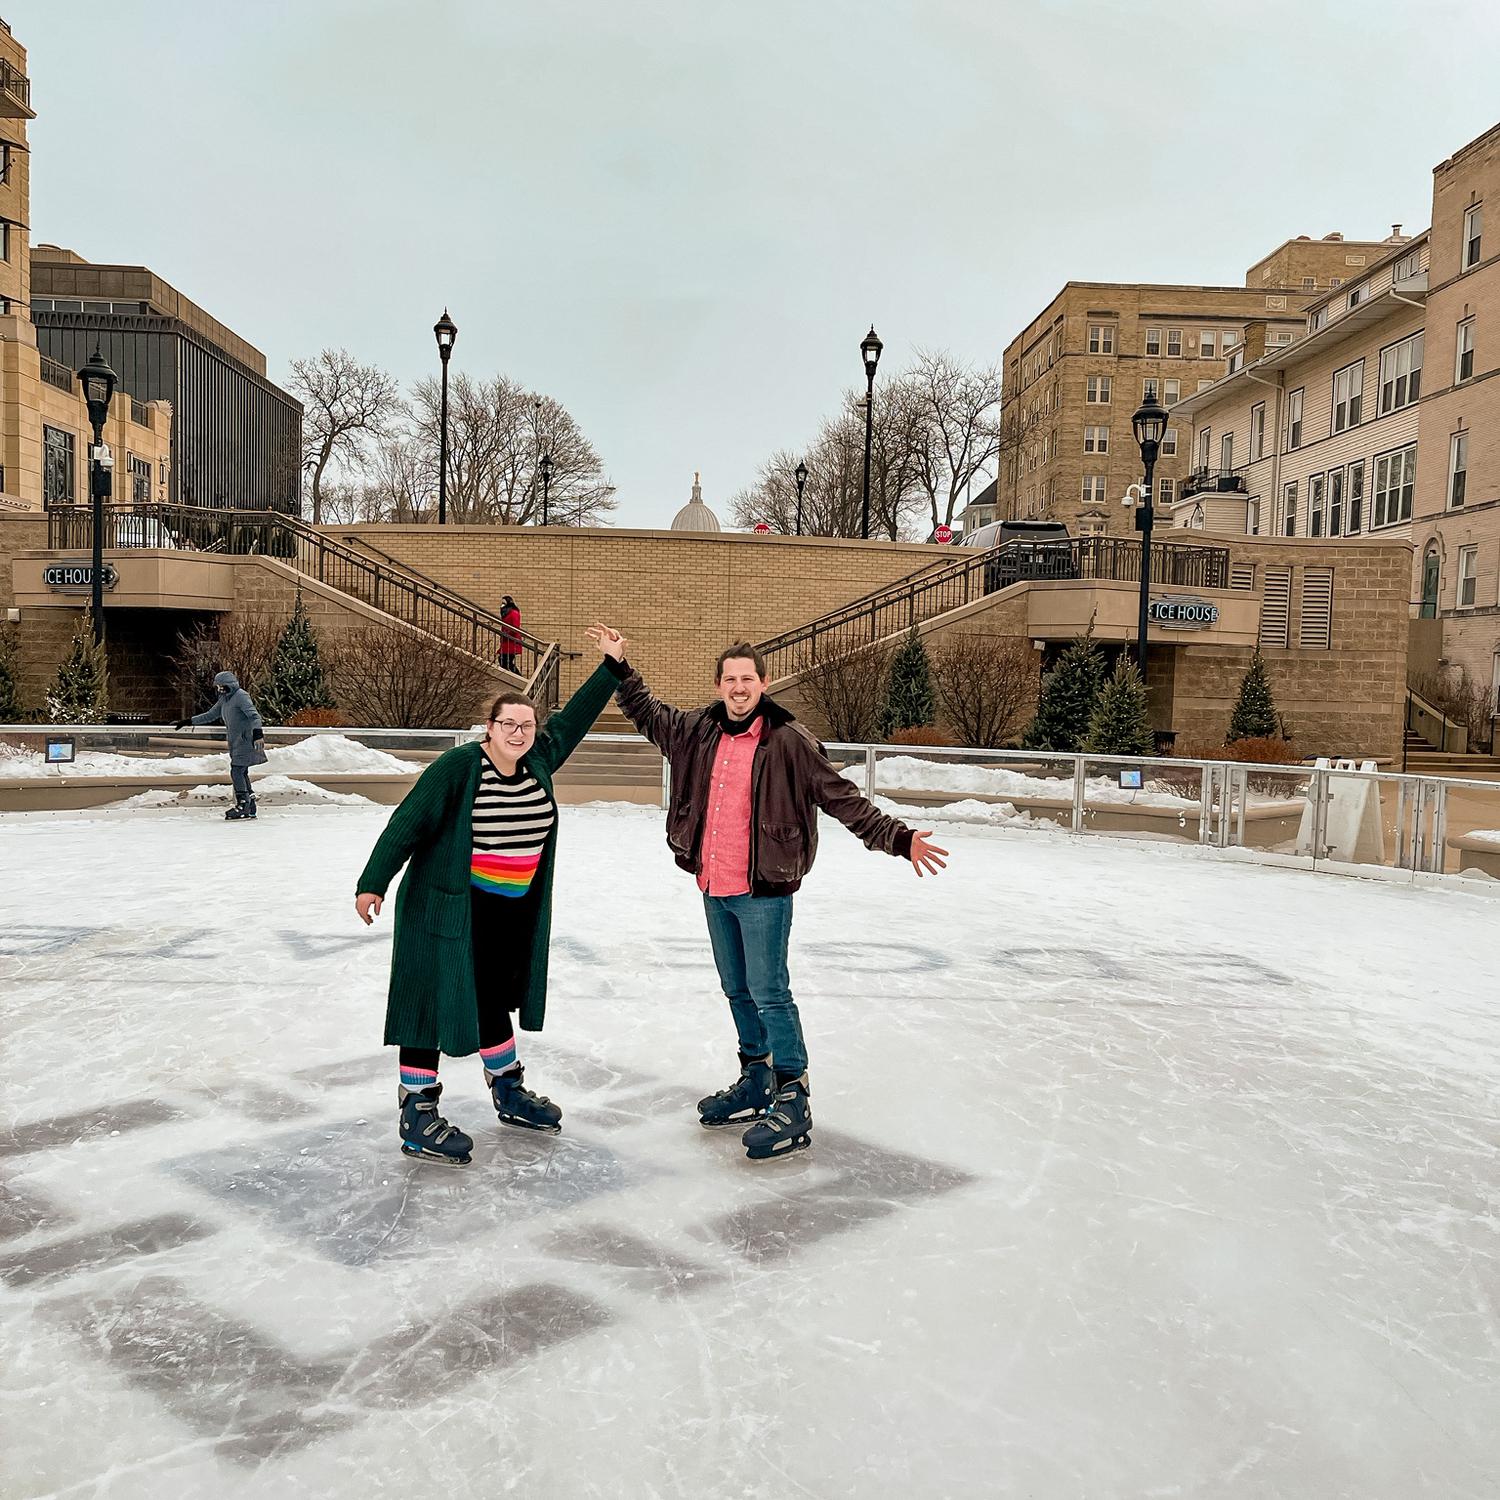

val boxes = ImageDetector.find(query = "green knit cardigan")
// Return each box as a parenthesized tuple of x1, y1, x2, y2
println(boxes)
(356, 662, 620, 1054)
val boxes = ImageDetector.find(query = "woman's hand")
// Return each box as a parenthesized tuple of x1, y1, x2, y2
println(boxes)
(586, 623, 627, 661)
(356, 892, 383, 925)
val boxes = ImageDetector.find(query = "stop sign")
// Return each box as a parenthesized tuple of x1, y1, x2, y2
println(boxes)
(934, 524, 954, 544)
(753, 522, 771, 534)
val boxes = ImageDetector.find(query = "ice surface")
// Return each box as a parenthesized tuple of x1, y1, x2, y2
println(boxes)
(0, 802, 1496, 1498)
(0, 733, 421, 780)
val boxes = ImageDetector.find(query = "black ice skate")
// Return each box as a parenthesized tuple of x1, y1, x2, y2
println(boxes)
(741, 1074, 812, 1160)
(488, 1064, 562, 1134)
(398, 1083, 473, 1165)
(225, 794, 257, 821)
(698, 1054, 775, 1128)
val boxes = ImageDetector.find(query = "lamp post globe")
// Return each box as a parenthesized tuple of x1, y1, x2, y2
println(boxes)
(1130, 392, 1170, 683)
(859, 325, 883, 541)
(76, 349, 118, 646)
(433, 309, 458, 524)
(794, 460, 808, 537)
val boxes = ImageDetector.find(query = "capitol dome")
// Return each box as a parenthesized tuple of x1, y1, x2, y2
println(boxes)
(671, 472, 721, 532)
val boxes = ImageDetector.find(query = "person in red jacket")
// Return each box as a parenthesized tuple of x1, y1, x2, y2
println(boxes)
(498, 595, 522, 673)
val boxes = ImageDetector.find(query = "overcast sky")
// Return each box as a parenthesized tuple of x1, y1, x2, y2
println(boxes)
(16, 1, 1500, 527)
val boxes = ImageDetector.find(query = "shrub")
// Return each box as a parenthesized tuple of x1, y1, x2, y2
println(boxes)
(45, 610, 109, 724)
(1083, 657, 1153, 757)
(285, 705, 347, 728)
(787, 639, 895, 744)
(327, 624, 491, 728)
(888, 725, 952, 747)
(1214, 735, 1301, 765)
(260, 593, 336, 724)
(1021, 633, 1106, 752)
(0, 621, 24, 722)
(930, 634, 1034, 748)
(878, 626, 937, 739)
(172, 611, 283, 711)
(1227, 650, 1280, 742)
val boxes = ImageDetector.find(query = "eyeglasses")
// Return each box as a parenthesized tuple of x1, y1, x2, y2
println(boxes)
(491, 719, 536, 735)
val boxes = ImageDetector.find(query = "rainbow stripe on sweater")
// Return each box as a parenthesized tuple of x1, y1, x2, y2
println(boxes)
(471, 850, 542, 897)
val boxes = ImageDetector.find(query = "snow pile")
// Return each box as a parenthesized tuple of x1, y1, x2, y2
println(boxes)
(1465, 829, 1500, 847)
(870, 792, 1056, 832)
(0, 733, 420, 780)
(121, 775, 371, 808)
(845, 754, 1199, 809)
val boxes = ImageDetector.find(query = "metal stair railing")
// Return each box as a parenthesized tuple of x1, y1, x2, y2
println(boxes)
(755, 535, 1231, 682)
(45, 503, 564, 706)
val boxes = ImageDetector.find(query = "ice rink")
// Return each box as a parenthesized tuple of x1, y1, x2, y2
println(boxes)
(1, 801, 1496, 1499)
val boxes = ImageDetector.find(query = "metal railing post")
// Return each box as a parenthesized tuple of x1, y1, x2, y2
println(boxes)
(1233, 765, 1247, 847)
(1394, 780, 1410, 868)
(864, 745, 877, 800)
(661, 758, 671, 811)
(1430, 781, 1448, 875)
(1198, 764, 1214, 844)
(1311, 767, 1330, 863)
(1071, 755, 1085, 832)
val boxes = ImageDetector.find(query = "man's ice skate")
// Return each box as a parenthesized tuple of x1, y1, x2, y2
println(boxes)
(398, 1082, 473, 1164)
(741, 1074, 811, 1160)
(488, 1064, 562, 1134)
(698, 1054, 775, 1128)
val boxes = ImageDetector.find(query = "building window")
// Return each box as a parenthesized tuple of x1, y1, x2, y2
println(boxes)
(1145, 328, 1161, 356)
(1463, 203, 1483, 270)
(1162, 427, 1178, 457)
(1082, 475, 1107, 505)
(1200, 331, 1217, 359)
(1166, 329, 1182, 358)
(1083, 425, 1109, 453)
(1086, 375, 1111, 403)
(1197, 427, 1212, 471)
(1372, 444, 1417, 528)
(0, 220, 8, 264)
(127, 452, 153, 505)
(1329, 467, 1345, 536)
(1142, 377, 1158, 402)
(1282, 481, 1298, 536)
(1309, 306, 1328, 332)
(1347, 460, 1365, 533)
(1196, 379, 1214, 392)
(1163, 378, 1180, 406)
(1457, 546, 1479, 608)
(1456, 318, 1475, 383)
(1309, 473, 1326, 537)
(1449, 431, 1468, 508)
(1394, 249, 1422, 282)
(1329, 277, 1343, 289)
(1157, 476, 1175, 505)
(1331, 359, 1363, 432)
(0, 143, 8, 185)
(1378, 332, 1423, 413)
(1250, 401, 1266, 461)
(1088, 324, 1114, 354)
(1302, 276, 1317, 290)
(1220, 431, 1234, 471)
(1222, 330, 1239, 351)
(44, 425, 76, 506)
(1286, 387, 1304, 450)
(1347, 283, 1364, 307)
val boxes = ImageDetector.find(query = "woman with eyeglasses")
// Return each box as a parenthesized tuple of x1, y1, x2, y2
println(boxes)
(355, 650, 619, 1165)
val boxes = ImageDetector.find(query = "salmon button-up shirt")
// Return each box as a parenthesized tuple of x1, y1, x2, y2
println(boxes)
(696, 714, 764, 896)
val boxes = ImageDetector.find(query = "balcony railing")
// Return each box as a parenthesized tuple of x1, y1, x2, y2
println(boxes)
(40, 354, 73, 394)
(0, 59, 31, 115)
(1180, 468, 1249, 500)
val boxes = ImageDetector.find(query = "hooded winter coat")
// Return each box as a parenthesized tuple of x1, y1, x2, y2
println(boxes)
(191, 672, 268, 767)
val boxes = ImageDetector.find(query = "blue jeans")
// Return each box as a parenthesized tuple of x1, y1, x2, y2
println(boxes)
(702, 893, 806, 1077)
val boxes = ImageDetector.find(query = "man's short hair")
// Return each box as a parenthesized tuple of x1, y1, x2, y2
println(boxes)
(715, 642, 767, 682)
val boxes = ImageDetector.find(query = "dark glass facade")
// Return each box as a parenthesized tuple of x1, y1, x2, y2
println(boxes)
(34, 312, 302, 512)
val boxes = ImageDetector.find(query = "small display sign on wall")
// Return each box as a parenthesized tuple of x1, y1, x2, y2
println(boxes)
(1118, 768, 1143, 790)
(45, 737, 76, 764)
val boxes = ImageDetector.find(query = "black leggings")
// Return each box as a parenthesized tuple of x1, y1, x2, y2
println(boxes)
(399, 886, 535, 1073)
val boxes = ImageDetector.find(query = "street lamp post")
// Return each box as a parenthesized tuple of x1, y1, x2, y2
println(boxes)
(859, 325, 882, 540)
(433, 309, 457, 524)
(77, 349, 118, 646)
(539, 452, 552, 527)
(1130, 393, 1170, 682)
(794, 460, 808, 537)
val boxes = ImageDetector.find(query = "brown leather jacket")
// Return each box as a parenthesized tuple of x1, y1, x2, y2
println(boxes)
(610, 661, 914, 895)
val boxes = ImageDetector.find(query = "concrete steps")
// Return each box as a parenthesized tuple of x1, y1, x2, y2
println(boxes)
(1404, 752, 1500, 781)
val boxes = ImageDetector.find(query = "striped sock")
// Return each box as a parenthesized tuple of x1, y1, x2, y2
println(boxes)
(399, 1064, 439, 1093)
(480, 1038, 519, 1076)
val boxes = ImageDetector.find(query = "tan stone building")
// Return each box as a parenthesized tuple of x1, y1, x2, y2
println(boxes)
(1411, 122, 1500, 725)
(1000, 234, 1405, 536)
(0, 22, 172, 517)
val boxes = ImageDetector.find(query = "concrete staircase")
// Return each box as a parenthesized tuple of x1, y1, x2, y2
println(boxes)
(551, 706, 663, 803)
(1403, 746, 1500, 781)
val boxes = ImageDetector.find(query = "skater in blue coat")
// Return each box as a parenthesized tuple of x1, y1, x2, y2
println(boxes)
(175, 671, 267, 820)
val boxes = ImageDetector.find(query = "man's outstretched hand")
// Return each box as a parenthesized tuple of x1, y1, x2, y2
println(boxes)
(909, 831, 949, 877)
(586, 623, 627, 661)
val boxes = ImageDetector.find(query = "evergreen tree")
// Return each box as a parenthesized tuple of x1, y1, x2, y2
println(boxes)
(0, 621, 23, 722)
(1020, 633, 1106, 752)
(45, 611, 109, 724)
(878, 626, 937, 738)
(1084, 656, 1154, 757)
(1227, 649, 1279, 741)
(259, 593, 335, 723)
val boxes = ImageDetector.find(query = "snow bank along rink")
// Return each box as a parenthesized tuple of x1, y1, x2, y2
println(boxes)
(1, 802, 1495, 1500)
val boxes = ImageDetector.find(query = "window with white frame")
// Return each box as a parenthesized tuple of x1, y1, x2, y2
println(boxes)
(1088, 324, 1114, 354)
(1196, 427, 1212, 471)
(1163, 378, 1180, 406)
(1456, 318, 1475, 383)
(1332, 359, 1363, 432)
(1463, 203, 1483, 270)
(1083, 425, 1109, 453)
(1347, 283, 1364, 307)
(1166, 329, 1182, 357)
(1197, 379, 1213, 392)
(1162, 427, 1178, 456)
(1309, 306, 1329, 331)
(1283, 480, 1298, 536)
(1329, 278, 1343, 289)
(1302, 277, 1317, 290)
(1329, 468, 1345, 536)
(1142, 377, 1158, 402)
(1145, 328, 1161, 356)
(1220, 431, 1234, 471)
(1372, 444, 1417, 527)
(1347, 461, 1365, 532)
(1379, 332, 1423, 413)
(1309, 472, 1326, 537)
(1086, 375, 1111, 403)
(1158, 476, 1175, 504)
(1449, 430, 1468, 508)
(1222, 329, 1239, 350)
(1200, 330, 1217, 359)
(1457, 545, 1478, 607)
(1394, 249, 1421, 281)
(1250, 401, 1266, 461)
(1082, 475, 1107, 505)
(1286, 387, 1304, 450)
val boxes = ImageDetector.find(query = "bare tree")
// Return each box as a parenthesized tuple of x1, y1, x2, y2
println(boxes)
(288, 350, 403, 526)
(171, 612, 285, 713)
(907, 351, 1005, 533)
(327, 624, 492, 728)
(786, 639, 896, 743)
(930, 634, 1035, 747)
(407, 374, 617, 527)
